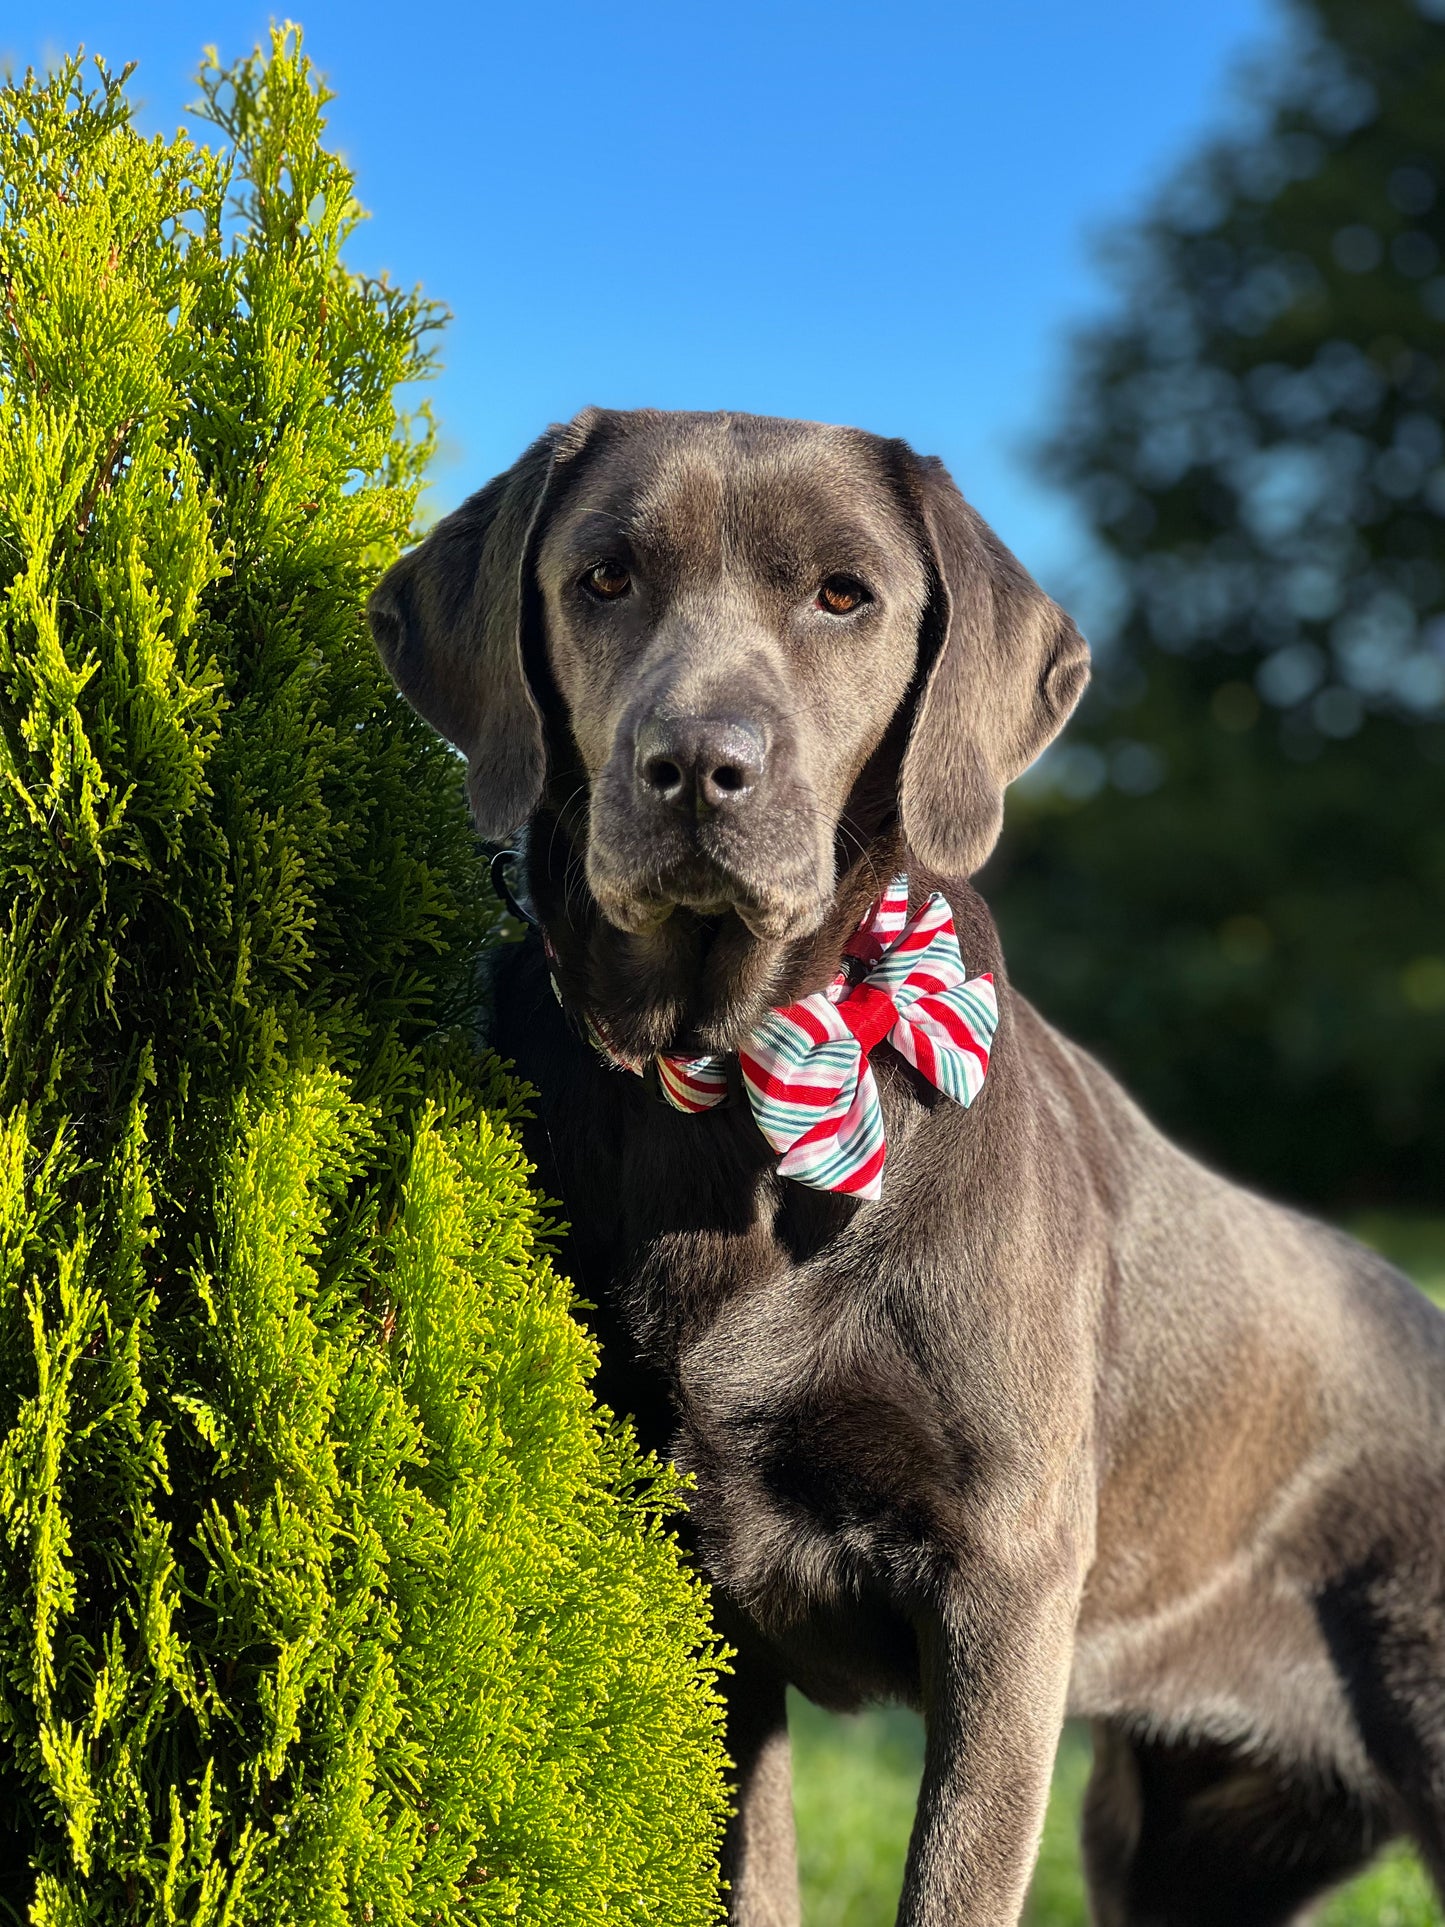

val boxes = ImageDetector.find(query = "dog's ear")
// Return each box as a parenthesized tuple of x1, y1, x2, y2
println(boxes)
(899, 455, 1090, 877)
(367, 417, 592, 840)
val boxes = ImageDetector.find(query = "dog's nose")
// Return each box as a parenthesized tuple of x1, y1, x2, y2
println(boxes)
(635, 717, 767, 815)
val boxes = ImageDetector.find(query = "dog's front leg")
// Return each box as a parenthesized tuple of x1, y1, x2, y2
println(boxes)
(718, 1629, 800, 1927)
(898, 1549, 1081, 1926)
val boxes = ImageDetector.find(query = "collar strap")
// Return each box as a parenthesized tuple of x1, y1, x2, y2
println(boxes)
(548, 875, 997, 1200)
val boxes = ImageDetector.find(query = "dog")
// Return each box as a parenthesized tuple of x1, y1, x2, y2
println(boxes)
(369, 408, 1445, 1927)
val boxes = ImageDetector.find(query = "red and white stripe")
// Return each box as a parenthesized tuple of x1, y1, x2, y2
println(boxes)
(573, 876, 997, 1199)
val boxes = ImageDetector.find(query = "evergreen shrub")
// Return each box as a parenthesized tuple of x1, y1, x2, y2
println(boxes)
(0, 35, 727, 1923)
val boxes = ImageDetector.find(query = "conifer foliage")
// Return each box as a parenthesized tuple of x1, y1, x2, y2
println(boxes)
(0, 36, 727, 1923)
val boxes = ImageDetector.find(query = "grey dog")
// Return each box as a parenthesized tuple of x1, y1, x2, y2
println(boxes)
(369, 408, 1445, 1927)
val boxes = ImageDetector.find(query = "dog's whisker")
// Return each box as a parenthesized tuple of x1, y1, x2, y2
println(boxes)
(542, 781, 591, 884)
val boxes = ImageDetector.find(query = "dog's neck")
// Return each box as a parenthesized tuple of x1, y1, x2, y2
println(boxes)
(526, 799, 905, 1059)
(526, 799, 1002, 1064)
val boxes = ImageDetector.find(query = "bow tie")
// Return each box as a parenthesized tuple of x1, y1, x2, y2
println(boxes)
(573, 877, 997, 1202)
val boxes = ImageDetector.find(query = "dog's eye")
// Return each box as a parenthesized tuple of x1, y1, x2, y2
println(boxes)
(816, 574, 871, 616)
(582, 559, 632, 601)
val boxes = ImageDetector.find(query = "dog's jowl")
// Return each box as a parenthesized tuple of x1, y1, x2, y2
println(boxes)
(370, 409, 1445, 1927)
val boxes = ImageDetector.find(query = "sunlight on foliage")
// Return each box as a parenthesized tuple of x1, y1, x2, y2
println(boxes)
(0, 34, 727, 1923)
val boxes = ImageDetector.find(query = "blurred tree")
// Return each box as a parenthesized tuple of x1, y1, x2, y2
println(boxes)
(991, 0, 1445, 1207)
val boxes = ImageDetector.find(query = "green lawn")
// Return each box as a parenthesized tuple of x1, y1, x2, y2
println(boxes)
(789, 1215, 1445, 1926)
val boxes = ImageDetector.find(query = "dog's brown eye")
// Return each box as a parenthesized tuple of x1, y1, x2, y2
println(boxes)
(583, 559, 632, 601)
(817, 574, 871, 615)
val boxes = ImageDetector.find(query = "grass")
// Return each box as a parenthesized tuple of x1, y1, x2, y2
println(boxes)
(789, 1703, 1099, 1926)
(788, 1214, 1445, 1925)
(1351, 1214, 1445, 1306)
(790, 1706, 1441, 1926)
(791, 1700, 924, 1924)
(790, 1707, 1093, 1926)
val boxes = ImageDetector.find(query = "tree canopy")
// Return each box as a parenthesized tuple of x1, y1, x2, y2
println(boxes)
(993, 0, 1445, 1206)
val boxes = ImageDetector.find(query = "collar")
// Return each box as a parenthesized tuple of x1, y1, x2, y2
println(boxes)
(539, 874, 998, 1200)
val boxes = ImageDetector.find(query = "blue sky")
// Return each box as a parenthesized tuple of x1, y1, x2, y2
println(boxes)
(11, 0, 1280, 596)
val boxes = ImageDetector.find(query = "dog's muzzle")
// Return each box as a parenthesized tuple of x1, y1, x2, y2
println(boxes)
(585, 706, 830, 940)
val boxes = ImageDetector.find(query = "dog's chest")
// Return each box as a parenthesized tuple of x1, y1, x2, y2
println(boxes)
(655, 1249, 955, 1702)
(548, 1081, 958, 1641)
(498, 949, 964, 1676)
(587, 1233, 942, 1674)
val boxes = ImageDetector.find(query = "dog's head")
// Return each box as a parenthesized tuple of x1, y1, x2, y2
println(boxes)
(369, 409, 1087, 1050)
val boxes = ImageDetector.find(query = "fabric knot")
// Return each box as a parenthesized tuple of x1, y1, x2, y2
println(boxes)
(836, 980, 901, 1056)
(559, 875, 997, 1200)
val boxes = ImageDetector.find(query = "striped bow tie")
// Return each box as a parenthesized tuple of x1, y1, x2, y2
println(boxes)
(577, 877, 997, 1202)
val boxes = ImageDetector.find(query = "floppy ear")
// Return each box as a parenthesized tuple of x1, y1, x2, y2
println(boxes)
(899, 455, 1090, 877)
(367, 420, 588, 840)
